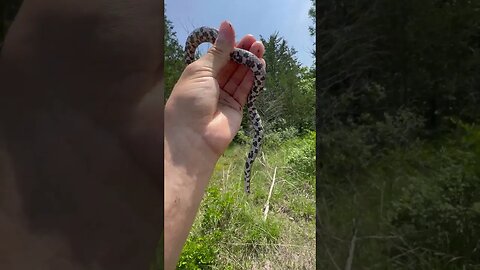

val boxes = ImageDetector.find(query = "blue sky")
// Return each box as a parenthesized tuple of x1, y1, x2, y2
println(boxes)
(165, 0, 315, 67)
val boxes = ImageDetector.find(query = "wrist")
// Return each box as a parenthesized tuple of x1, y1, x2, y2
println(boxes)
(164, 128, 219, 270)
(164, 102, 221, 172)
(164, 127, 218, 180)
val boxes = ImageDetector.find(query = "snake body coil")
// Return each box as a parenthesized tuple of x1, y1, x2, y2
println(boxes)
(185, 26, 266, 194)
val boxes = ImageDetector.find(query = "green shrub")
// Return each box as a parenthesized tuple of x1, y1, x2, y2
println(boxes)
(287, 131, 316, 180)
(318, 108, 425, 197)
(263, 126, 299, 148)
(177, 235, 217, 270)
(177, 187, 234, 269)
(201, 187, 235, 232)
(232, 129, 250, 145)
(289, 195, 316, 221)
(390, 122, 480, 267)
(241, 217, 281, 256)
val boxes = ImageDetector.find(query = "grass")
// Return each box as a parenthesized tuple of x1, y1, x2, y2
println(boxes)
(176, 132, 316, 269)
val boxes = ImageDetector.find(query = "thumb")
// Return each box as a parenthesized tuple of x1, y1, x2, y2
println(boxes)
(197, 21, 235, 77)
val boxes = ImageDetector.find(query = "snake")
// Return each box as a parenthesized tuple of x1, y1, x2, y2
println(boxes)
(185, 26, 266, 194)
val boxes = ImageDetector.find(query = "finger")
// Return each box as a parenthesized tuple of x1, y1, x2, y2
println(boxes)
(196, 21, 235, 77)
(233, 59, 267, 107)
(217, 34, 256, 92)
(222, 39, 265, 96)
(223, 40, 265, 98)
(233, 42, 266, 107)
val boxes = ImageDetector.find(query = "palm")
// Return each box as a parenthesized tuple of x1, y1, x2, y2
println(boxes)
(194, 79, 244, 155)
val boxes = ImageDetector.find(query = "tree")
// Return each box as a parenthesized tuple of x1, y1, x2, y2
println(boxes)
(164, 14, 185, 101)
(253, 33, 315, 134)
(309, 0, 316, 62)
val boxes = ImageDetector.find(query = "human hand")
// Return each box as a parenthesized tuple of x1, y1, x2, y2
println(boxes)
(165, 21, 266, 164)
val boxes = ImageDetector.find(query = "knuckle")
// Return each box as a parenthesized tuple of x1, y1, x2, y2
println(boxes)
(183, 61, 202, 75)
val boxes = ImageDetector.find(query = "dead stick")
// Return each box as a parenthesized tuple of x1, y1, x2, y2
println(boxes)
(344, 220, 357, 270)
(263, 167, 277, 221)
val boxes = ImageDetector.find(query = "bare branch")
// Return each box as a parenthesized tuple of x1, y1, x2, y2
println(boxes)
(263, 167, 278, 221)
(344, 220, 358, 270)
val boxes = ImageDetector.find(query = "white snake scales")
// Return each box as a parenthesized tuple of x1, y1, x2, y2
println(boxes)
(185, 26, 266, 194)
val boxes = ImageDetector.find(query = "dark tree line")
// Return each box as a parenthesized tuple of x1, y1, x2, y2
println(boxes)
(318, 0, 480, 136)
(317, 0, 480, 268)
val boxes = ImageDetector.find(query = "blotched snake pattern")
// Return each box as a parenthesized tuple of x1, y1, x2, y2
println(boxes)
(185, 26, 266, 194)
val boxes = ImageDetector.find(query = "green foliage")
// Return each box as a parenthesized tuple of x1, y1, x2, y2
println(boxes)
(164, 14, 185, 100)
(308, 0, 316, 57)
(455, 119, 480, 159)
(293, 67, 316, 131)
(232, 129, 250, 145)
(317, 5, 480, 267)
(177, 235, 217, 270)
(262, 126, 298, 148)
(177, 186, 232, 269)
(372, 108, 425, 149)
(201, 187, 235, 232)
(287, 131, 316, 180)
(190, 201, 278, 266)
(247, 33, 314, 136)
(389, 122, 480, 268)
(176, 183, 284, 268)
(289, 195, 316, 221)
(318, 107, 425, 199)
(318, 122, 480, 269)
(178, 133, 314, 268)
(244, 219, 281, 251)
